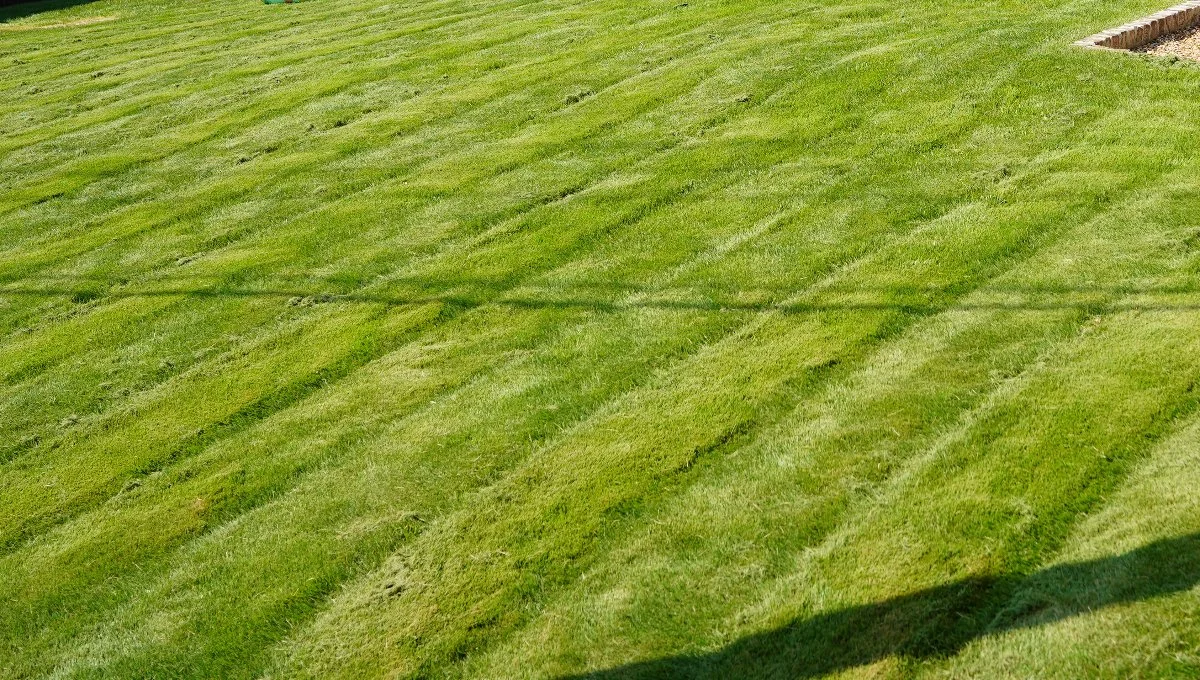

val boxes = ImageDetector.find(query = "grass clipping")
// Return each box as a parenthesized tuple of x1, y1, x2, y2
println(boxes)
(0, 16, 117, 31)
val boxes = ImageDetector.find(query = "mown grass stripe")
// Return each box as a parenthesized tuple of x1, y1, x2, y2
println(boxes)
(0, 0, 775, 267)
(0, 9, 844, 489)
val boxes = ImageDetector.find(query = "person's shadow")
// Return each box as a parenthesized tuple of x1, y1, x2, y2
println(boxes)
(1, 0, 102, 23)
(565, 532, 1200, 679)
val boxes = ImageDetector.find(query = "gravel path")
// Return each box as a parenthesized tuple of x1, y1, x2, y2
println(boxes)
(1138, 24, 1200, 60)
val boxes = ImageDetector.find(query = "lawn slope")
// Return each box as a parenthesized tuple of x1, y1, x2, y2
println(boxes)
(2, 0, 1200, 677)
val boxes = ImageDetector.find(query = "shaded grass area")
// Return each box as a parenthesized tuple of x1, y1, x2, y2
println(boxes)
(0, 0, 100, 23)
(565, 533, 1200, 679)
(2, 0, 1200, 677)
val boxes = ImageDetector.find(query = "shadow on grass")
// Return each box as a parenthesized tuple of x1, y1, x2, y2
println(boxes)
(1, 0, 102, 23)
(561, 532, 1200, 679)
(5, 278, 1200, 315)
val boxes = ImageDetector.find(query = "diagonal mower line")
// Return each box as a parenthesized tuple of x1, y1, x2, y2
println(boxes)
(0, 0, 595, 168)
(7, 3, 1190, 676)
(5, 293, 732, 677)
(21, 43, 1113, 671)
(0, 0, 672, 189)
(0, 22, 766, 375)
(981, 388, 1200, 638)
(0, 155, 734, 547)
(0, 8, 1050, 481)
(0, 3, 375, 99)
(0, 85, 1020, 664)
(0, 0, 632, 213)
(0, 14, 1075, 479)
(28, 245, 804, 680)
(2, 0, 1041, 618)
(0, 0, 544, 126)
(0, 117, 796, 554)
(996, 399, 1200, 620)
(274, 218, 1020, 676)
(0, 0, 778, 174)
(720, 196, 1196, 642)
(4, 0, 888, 247)
(258, 204, 1059, 675)
(0, 191, 842, 675)
(0, 1, 786, 264)
(2, 3, 1004, 315)
(0, 71, 811, 479)
(0, 0, 443, 69)
(0, 0, 365, 64)
(9, 0, 936, 290)
(0, 3, 821, 355)
(2, 197, 873, 676)
(0, 111, 864, 472)
(304, 121, 1183, 676)
(4, 0, 796, 213)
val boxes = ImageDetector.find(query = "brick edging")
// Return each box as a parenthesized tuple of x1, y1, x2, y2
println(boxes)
(1076, 1, 1200, 50)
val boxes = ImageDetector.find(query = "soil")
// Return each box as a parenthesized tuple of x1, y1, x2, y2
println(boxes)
(1137, 24, 1200, 61)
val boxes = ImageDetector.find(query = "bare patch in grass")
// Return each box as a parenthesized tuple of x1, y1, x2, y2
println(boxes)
(1137, 23, 1200, 60)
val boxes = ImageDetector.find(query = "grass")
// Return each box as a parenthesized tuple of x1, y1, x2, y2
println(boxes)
(2, 0, 1200, 676)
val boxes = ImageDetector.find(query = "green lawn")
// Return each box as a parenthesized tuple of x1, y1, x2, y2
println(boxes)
(2, 0, 1200, 676)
